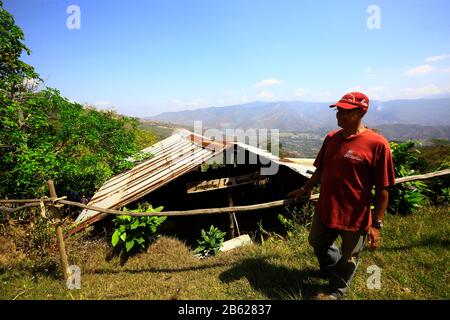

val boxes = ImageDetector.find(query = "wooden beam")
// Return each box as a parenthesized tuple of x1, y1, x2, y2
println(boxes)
(186, 172, 267, 193)
(60, 195, 317, 219)
(394, 169, 450, 184)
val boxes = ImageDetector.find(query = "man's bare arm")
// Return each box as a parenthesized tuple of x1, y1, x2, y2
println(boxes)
(368, 186, 389, 249)
(373, 186, 389, 222)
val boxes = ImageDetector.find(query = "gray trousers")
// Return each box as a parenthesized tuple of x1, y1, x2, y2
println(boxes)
(308, 213, 366, 295)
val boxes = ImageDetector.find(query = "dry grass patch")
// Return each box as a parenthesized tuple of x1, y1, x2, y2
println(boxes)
(1, 205, 448, 300)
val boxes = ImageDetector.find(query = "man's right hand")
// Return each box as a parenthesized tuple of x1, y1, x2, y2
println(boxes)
(288, 187, 310, 201)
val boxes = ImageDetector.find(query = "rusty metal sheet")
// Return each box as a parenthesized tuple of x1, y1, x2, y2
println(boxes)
(74, 130, 229, 226)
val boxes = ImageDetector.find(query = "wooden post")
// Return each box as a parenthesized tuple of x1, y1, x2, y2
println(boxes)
(47, 180, 70, 282)
(226, 164, 240, 238)
(227, 189, 240, 238)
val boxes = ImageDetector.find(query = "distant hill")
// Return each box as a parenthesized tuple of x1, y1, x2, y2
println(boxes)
(373, 124, 450, 141)
(139, 119, 193, 140)
(149, 98, 450, 130)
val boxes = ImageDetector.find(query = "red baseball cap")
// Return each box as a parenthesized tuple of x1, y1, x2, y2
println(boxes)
(330, 92, 369, 112)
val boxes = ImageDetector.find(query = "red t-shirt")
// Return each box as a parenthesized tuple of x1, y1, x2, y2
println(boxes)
(313, 128, 396, 232)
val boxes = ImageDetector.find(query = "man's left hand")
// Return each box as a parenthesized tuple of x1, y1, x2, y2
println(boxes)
(367, 227, 381, 250)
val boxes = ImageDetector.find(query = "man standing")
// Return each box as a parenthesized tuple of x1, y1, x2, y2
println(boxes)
(288, 92, 395, 299)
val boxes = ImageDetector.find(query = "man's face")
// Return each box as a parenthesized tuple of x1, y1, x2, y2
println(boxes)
(335, 107, 364, 128)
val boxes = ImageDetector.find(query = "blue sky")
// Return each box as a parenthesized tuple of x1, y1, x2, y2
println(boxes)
(5, 0, 450, 117)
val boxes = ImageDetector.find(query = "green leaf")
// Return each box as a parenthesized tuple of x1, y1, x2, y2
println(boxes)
(111, 229, 120, 247)
(118, 215, 132, 222)
(130, 220, 140, 230)
(125, 240, 135, 252)
(120, 232, 127, 242)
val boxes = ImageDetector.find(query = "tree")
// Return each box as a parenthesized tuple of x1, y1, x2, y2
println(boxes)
(0, 0, 40, 95)
(0, 88, 140, 199)
(0, 3, 142, 200)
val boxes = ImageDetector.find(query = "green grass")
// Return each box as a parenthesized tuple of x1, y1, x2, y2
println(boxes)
(0, 206, 448, 300)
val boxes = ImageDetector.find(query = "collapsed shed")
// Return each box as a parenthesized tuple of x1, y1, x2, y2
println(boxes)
(69, 129, 315, 241)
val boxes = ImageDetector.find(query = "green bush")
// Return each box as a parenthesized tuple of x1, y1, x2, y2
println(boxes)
(0, 88, 141, 199)
(194, 225, 226, 257)
(111, 203, 166, 253)
(388, 141, 429, 214)
(279, 202, 315, 239)
(427, 161, 450, 205)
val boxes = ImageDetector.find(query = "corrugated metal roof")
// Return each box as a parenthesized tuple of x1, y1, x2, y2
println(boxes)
(72, 129, 315, 230)
(74, 129, 230, 225)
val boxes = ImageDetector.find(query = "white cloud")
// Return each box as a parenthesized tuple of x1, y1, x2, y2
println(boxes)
(365, 86, 384, 100)
(425, 54, 450, 62)
(440, 67, 450, 74)
(400, 84, 450, 98)
(172, 99, 184, 107)
(363, 67, 376, 77)
(257, 91, 274, 99)
(295, 87, 309, 97)
(404, 64, 435, 76)
(253, 78, 284, 88)
(224, 89, 233, 96)
(241, 95, 249, 102)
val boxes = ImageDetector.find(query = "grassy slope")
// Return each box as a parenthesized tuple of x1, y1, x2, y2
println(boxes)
(0, 205, 448, 300)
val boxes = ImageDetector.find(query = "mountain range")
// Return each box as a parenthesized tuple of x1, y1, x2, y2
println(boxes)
(149, 98, 450, 131)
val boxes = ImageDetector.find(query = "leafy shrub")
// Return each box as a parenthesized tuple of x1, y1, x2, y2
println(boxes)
(388, 141, 429, 214)
(279, 202, 315, 239)
(194, 225, 226, 257)
(417, 139, 450, 172)
(0, 88, 140, 199)
(277, 214, 297, 239)
(426, 161, 450, 205)
(256, 220, 284, 245)
(29, 218, 54, 254)
(111, 203, 166, 253)
(1, 208, 54, 256)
